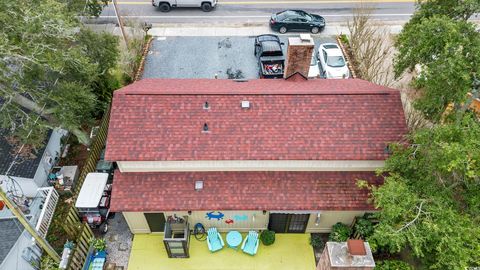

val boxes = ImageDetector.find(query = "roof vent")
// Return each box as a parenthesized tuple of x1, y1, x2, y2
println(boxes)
(241, 100, 250, 109)
(194, 180, 204, 191)
(203, 101, 210, 110)
(203, 123, 209, 132)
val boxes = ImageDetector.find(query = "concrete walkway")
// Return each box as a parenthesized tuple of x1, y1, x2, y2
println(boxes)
(147, 22, 405, 36)
(86, 21, 406, 37)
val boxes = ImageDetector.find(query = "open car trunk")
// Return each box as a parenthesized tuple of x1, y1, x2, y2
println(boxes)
(260, 56, 284, 78)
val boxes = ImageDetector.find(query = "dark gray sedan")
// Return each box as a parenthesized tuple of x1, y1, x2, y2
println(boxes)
(270, 10, 326, 34)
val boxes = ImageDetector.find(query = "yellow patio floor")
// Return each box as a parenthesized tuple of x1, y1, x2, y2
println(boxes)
(128, 233, 316, 270)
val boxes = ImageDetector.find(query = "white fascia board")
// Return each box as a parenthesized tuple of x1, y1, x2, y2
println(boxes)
(117, 160, 384, 172)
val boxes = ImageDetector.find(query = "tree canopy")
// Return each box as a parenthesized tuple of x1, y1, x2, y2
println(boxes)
(364, 0, 480, 268)
(63, 0, 109, 17)
(393, 0, 480, 121)
(0, 0, 119, 146)
(360, 114, 480, 269)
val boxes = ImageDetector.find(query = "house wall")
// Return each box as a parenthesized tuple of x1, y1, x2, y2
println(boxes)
(0, 231, 37, 270)
(0, 175, 38, 199)
(123, 212, 151, 234)
(32, 128, 67, 192)
(123, 210, 369, 234)
(165, 211, 268, 232)
(305, 211, 368, 233)
(116, 160, 384, 173)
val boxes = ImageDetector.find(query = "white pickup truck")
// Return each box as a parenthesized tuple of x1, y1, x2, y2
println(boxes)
(152, 0, 217, 12)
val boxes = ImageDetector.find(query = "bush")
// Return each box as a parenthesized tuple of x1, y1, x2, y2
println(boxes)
(354, 217, 374, 239)
(310, 234, 325, 249)
(328, 222, 352, 242)
(339, 34, 349, 45)
(260, 230, 275, 246)
(375, 260, 413, 270)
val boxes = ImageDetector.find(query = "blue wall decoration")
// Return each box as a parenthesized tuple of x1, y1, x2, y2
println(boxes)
(233, 214, 248, 221)
(205, 211, 224, 220)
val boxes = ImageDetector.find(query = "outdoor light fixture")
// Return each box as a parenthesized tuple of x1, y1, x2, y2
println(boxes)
(188, 211, 192, 215)
(194, 180, 203, 191)
(262, 210, 267, 215)
(315, 213, 321, 226)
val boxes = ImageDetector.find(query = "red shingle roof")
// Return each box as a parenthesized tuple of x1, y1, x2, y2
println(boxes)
(110, 171, 382, 212)
(105, 78, 407, 161)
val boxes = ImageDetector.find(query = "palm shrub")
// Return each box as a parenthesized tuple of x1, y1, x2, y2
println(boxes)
(260, 230, 275, 246)
(328, 222, 352, 242)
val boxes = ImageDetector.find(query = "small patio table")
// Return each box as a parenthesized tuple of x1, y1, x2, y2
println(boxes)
(226, 231, 242, 250)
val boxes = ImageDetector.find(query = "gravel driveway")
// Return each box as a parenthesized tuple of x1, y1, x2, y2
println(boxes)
(142, 35, 336, 79)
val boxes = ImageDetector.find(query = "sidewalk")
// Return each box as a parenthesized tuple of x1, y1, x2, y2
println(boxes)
(147, 21, 405, 36)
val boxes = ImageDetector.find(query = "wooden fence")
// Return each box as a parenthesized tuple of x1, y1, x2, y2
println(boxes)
(58, 106, 111, 269)
(66, 223, 94, 270)
(72, 106, 111, 197)
(62, 106, 111, 240)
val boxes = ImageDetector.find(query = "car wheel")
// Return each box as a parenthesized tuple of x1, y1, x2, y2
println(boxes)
(311, 27, 320, 34)
(201, 2, 212, 12)
(159, 3, 171, 12)
(279, 26, 288, 34)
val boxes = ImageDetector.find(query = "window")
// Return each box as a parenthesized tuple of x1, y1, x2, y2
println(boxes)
(327, 56, 346, 67)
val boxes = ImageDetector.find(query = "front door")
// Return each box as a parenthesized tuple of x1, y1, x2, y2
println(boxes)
(144, 213, 166, 232)
(268, 213, 310, 233)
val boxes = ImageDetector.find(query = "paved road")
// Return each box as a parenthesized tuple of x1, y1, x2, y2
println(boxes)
(99, 0, 415, 25)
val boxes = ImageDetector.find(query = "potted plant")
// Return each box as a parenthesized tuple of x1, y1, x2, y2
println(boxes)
(90, 238, 107, 252)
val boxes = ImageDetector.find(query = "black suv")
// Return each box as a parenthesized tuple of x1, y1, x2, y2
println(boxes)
(270, 10, 326, 34)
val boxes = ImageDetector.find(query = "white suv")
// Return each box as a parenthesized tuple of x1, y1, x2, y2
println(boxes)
(318, 43, 350, 79)
(152, 0, 217, 12)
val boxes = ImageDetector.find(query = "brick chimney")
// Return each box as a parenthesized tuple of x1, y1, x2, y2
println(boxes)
(284, 34, 315, 79)
(317, 241, 375, 270)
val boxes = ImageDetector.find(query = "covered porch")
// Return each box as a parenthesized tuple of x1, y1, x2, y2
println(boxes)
(128, 233, 316, 270)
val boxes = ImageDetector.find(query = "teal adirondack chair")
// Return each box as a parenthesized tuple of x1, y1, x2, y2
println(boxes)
(207, 228, 224, 252)
(241, 231, 259, 255)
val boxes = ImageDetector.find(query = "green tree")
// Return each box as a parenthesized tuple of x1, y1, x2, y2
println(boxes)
(359, 115, 480, 269)
(76, 29, 120, 112)
(412, 0, 480, 21)
(61, 0, 109, 17)
(394, 16, 480, 120)
(0, 0, 118, 146)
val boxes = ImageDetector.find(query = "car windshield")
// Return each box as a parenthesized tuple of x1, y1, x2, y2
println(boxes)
(303, 14, 312, 21)
(326, 56, 345, 67)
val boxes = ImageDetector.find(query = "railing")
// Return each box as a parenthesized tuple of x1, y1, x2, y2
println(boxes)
(35, 187, 59, 238)
(66, 223, 94, 270)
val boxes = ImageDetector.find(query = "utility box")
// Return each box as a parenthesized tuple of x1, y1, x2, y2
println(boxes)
(317, 240, 375, 270)
(284, 35, 315, 79)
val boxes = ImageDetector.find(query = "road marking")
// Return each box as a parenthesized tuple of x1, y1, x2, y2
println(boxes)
(114, 0, 415, 4)
(99, 13, 412, 18)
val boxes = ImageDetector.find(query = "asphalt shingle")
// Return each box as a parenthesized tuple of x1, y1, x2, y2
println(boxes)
(105, 78, 408, 162)
(110, 171, 382, 212)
